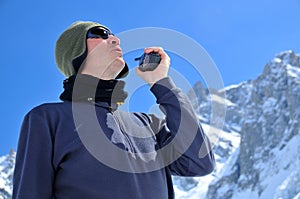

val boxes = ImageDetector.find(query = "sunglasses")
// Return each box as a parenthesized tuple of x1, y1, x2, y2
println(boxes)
(87, 27, 114, 39)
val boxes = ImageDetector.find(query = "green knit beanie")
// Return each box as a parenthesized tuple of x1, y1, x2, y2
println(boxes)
(55, 21, 129, 78)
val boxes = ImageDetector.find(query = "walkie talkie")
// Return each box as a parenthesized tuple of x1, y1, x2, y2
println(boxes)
(135, 52, 161, 72)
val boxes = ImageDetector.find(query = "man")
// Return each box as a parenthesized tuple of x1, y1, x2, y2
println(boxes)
(13, 21, 215, 199)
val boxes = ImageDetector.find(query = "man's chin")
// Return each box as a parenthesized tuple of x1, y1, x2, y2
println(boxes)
(115, 57, 126, 67)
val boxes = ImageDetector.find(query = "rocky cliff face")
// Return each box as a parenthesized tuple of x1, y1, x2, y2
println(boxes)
(184, 50, 300, 199)
(0, 150, 15, 199)
(235, 51, 300, 196)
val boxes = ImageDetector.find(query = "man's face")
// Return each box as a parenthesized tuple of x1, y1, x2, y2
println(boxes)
(84, 27, 125, 79)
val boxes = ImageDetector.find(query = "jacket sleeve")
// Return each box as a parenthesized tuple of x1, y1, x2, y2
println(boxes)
(150, 77, 215, 177)
(13, 109, 55, 199)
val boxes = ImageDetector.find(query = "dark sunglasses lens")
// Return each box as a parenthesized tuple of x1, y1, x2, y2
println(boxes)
(88, 28, 112, 39)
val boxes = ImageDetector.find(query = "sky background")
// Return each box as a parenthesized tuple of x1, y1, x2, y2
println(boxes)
(0, 0, 300, 156)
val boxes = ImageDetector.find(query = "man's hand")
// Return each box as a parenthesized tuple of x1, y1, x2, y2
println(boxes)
(136, 47, 170, 87)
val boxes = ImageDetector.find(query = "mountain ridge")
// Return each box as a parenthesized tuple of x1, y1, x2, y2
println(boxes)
(182, 50, 300, 199)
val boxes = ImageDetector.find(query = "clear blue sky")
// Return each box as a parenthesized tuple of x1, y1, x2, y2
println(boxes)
(1, 0, 300, 156)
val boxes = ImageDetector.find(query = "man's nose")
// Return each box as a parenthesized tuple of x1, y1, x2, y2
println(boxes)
(109, 35, 120, 45)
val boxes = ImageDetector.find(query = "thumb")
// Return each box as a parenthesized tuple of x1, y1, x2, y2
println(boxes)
(135, 66, 142, 77)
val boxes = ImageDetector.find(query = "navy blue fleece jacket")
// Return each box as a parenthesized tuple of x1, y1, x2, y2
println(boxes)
(13, 77, 215, 199)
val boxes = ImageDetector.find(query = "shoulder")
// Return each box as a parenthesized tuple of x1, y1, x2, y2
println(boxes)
(26, 102, 72, 118)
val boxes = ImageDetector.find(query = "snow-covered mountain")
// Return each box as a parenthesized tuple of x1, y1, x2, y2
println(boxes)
(1, 50, 299, 199)
(0, 150, 15, 199)
(174, 50, 300, 199)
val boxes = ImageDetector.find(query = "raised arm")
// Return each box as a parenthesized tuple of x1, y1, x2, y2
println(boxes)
(150, 77, 215, 176)
(136, 47, 215, 176)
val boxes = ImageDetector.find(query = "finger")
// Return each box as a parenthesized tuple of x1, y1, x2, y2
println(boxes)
(144, 47, 163, 53)
(144, 47, 165, 56)
(144, 47, 169, 60)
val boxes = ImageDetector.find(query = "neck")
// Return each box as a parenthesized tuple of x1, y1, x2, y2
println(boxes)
(80, 71, 115, 80)
(59, 74, 128, 105)
(80, 59, 117, 80)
